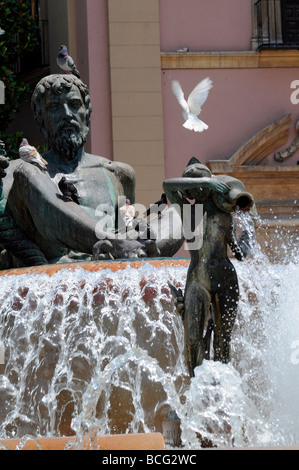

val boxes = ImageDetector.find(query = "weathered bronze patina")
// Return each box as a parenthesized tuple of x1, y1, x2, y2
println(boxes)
(0, 75, 183, 268)
(164, 158, 254, 376)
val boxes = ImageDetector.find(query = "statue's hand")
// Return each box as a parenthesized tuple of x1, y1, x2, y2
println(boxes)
(210, 180, 229, 194)
(0, 141, 9, 179)
(92, 238, 148, 261)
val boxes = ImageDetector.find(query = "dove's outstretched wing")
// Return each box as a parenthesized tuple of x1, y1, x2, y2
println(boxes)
(171, 80, 189, 120)
(187, 77, 213, 115)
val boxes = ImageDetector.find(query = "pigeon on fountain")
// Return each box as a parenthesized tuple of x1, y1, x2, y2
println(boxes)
(58, 176, 80, 204)
(18, 139, 48, 171)
(56, 45, 80, 79)
(171, 77, 213, 132)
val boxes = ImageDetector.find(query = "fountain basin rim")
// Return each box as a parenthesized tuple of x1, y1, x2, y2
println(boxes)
(0, 432, 166, 450)
(0, 257, 190, 277)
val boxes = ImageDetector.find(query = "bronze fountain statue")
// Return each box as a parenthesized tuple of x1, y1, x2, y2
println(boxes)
(0, 74, 183, 268)
(164, 158, 254, 376)
(0, 74, 255, 378)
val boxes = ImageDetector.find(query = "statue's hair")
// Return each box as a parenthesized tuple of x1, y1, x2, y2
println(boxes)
(31, 74, 93, 136)
(182, 162, 211, 178)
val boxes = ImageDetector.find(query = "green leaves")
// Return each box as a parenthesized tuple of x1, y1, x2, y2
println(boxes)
(0, 65, 31, 131)
(0, 0, 40, 156)
(0, 131, 24, 160)
(0, 0, 39, 65)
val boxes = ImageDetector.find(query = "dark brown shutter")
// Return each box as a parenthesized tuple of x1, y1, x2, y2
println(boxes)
(281, 0, 299, 46)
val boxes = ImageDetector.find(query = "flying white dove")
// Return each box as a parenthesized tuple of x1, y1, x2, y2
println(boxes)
(56, 45, 80, 79)
(19, 139, 48, 171)
(171, 77, 213, 132)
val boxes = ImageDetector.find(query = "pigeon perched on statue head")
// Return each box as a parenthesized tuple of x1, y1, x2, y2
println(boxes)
(57, 45, 80, 79)
(58, 176, 80, 204)
(171, 77, 213, 133)
(18, 138, 48, 171)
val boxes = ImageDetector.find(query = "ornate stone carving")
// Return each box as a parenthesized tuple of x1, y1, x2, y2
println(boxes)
(274, 118, 299, 162)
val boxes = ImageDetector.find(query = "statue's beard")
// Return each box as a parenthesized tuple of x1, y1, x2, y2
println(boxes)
(47, 121, 89, 160)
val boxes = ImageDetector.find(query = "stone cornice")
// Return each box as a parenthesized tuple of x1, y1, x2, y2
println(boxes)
(161, 49, 299, 69)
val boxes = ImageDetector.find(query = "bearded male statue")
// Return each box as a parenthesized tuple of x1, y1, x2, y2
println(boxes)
(0, 75, 182, 267)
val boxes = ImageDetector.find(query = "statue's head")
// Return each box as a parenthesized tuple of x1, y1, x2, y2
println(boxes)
(31, 74, 93, 160)
(182, 157, 212, 201)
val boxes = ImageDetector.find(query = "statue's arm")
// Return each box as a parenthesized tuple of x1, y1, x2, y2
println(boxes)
(163, 177, 228, 197)
(0, 142, 48, 267)
(112, 161, 136, 204)
(162, 179, 185, 207)
(8, 163, 101, 254)
(8, 162, 149, 262)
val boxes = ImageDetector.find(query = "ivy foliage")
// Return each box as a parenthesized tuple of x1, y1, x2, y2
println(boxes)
(0, 0, 40, 158)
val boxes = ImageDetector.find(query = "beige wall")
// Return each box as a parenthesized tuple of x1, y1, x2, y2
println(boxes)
(108, 0, 165, 208)
(47, 0, 166, 208)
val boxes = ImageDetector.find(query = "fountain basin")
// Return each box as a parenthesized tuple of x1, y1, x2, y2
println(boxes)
(0, 257, 190, 278)
(1, 252, 298, 449)
(0, 432, 166, 450)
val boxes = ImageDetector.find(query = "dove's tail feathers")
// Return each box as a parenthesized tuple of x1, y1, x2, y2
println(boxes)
(183, 116, 208, 133)
(72, 66, 80, 79)
(72, 194, 80, 205)
(38, 162, 47, 171)
(35, 156, 48, 170)
(29, 148, 48, 166)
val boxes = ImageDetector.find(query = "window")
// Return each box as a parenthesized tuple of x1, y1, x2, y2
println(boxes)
(252, 0, 299, 49)
(281, 0, 299, 46)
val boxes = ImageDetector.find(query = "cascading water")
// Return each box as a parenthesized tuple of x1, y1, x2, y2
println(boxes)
(0, 210, 298, 449)
(0, 262, 188, 444)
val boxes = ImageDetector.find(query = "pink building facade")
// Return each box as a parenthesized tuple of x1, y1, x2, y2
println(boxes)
(11, 0, 299, 256)
(160, 0, 299, 176)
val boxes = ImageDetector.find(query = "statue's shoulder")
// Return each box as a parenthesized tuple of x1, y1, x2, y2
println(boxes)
(112, 160, 135, 180)
(85, 153, 135, 175)
(99, 156, 133, 172)
(92, 154, 135, 180)
(111, 161, 136, 200)
(84, 154, 135, 199)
